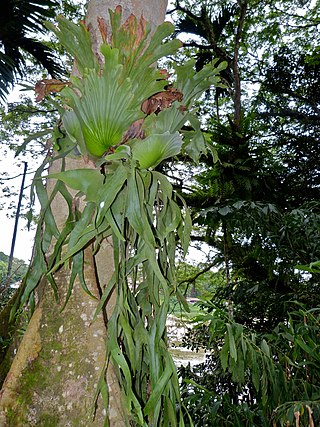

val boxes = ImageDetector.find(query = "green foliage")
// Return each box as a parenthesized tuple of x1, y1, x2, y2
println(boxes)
(132, 133, 183, 169)
(167, 4, 320, 426)
(257, 46, 320, 207)
(45, 8, 225, 162)
(48, 11, 181, 159)
(171, 0, 320, 330)
(175, 262, 224, 301)
(0, 261, 8, 283)
(0, 252, 28, 377)
(0, 252, 28, 308)
(193, 199, 320, 330)
(15, 6, 225, 426)
(179, 302, 320, 426)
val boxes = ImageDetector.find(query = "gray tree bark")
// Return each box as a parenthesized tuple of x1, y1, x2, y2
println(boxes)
(0, 1, 168, 426)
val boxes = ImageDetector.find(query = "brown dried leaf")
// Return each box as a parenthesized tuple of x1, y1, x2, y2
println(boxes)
(97, 16, 108, 42)
(123, 14, 136, 36)
(79, 19, 89, 31)
(159, 69, 170, 80)
(35, 79, 70, 102)
(134, 15, 147, 50)
(121, 119, 145, 144)
(122, 13, 147, 51)
(141, 87, 183, 115)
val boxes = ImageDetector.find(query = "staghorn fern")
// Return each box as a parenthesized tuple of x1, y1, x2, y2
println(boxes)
(17, 6, 227, 426)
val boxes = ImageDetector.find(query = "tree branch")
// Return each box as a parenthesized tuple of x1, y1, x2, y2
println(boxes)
(0, 169, 35, 182)
(179, 261, 218, 285)
(258, 109, 320, 123)
(232, 0, 248, 130)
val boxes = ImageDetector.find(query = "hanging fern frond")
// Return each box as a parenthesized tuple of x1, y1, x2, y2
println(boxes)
(18, 5, 226, 426)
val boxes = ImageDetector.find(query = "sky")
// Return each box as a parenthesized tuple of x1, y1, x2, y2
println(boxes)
(0, 145, 37, 263)
(0, 194, 36, 263)
(0, 87, 39, 263)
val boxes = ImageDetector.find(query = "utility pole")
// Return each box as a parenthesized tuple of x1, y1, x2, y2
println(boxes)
(3, 161, 28, 289)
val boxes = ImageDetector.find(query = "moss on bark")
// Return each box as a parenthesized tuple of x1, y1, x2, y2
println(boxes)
(0, 261, 126, 426)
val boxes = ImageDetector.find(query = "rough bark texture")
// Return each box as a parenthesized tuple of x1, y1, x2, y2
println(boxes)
(0, 1, 168, 426)
(0, 161, 123, 425)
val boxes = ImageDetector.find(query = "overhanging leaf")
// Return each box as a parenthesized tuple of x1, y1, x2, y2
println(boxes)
(144, 367, 173, 416)
(15, 129, 52, 157)
(35, 78, 70, 102)
(47, 169, 104, 202)
(227, 324, 237, 362)
(131, 132, 183, 169)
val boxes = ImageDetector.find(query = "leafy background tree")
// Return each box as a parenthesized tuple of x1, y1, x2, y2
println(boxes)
(165, 0, 320, 425)
(0, 0, 319, 425)
(168, 0, 320, 322)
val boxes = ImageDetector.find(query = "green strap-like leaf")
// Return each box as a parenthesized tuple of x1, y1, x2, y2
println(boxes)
(126, 169, 155, 246)
(96, 164, 128, 226)
(143, 367, 173, 416)
(47, 169, 104, 202)
(46, 17, 99, 75)
(15, 129, 52, 157)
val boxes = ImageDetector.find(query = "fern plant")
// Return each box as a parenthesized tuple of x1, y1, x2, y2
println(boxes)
(16, 6, 226, 426)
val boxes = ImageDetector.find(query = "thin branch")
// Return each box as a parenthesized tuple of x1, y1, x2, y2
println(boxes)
(183, 41, 233, 64)
(258, 109, 320, 123)
(285, 21, 320, 29)
(273, 5, 318, 22)
(173, 0, 203, 22)
(232, 0, 248, 129)
(179, 261, 218, 285)
(0, 169, 35, 181)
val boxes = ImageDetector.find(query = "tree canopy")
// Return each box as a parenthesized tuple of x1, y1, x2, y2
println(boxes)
(166, 0, 320, 425)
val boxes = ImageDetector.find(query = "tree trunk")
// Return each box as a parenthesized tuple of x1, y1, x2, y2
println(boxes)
(232, 0, 248, 131)
(0, 1, 168, 426)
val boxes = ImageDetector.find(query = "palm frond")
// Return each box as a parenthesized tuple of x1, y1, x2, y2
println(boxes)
(0, 0, 64, 102)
